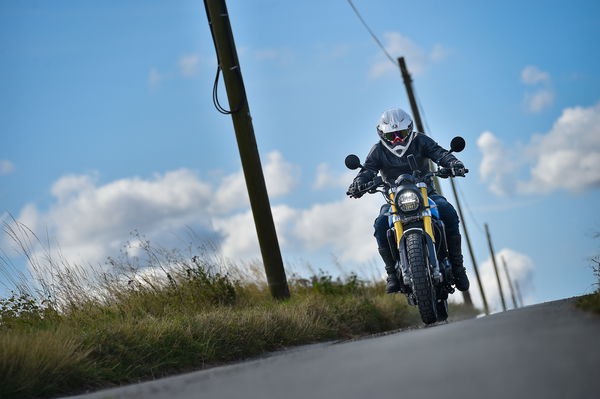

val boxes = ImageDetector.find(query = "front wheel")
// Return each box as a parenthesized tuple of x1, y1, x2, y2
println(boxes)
(406, 232, 437, 324)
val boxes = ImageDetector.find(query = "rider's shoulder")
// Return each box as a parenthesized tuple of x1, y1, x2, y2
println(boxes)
(368, 141, 384, 155)
(414, 132, 437, 145)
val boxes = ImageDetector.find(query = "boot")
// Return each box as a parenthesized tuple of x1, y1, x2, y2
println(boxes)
(447, 234, 470, 291)
(378, 248, 400, 293)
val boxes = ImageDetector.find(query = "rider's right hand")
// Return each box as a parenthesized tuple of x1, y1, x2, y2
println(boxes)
(347, 181, 368, 198)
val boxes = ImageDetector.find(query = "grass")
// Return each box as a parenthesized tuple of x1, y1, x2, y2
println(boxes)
(0, 221, 478, 398)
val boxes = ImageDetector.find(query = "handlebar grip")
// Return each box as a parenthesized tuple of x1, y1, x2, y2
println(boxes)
(437, 167, 468, 177)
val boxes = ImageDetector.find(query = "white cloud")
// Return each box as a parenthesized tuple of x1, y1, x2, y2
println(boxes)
(212, 205, 299, 260)
(524, 89, 554, 113)
(263, 151, 300, 197)
(478, 102, 600, 195)
(520, 66, 554, 113)
(179, 54, 200, 77)
(524, 102, 600, 193)
(51, 174, 97, 202)
(44, 169, 214, 265)
(210, 160, 377, 263)
(7, 151, 302, 271)
(210, 151, 299, 215)
(370, 32, 448, 78)
(211, 170, 247, 214)
(293, 195, 381, 263)
(5, 146, 398, 291)
(148, 68, 161, 87)
(477, 131, 519, 196)
(468, 248, 534, 313)
(521, 65, 550, 85)
(313, 163, 354, 190)
(0, 160, 15, 175)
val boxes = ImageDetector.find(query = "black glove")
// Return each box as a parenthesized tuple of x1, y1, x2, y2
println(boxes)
(449, 160, 467, 176)
(450, 160, 464, 169)
(347, 181, 368, 198)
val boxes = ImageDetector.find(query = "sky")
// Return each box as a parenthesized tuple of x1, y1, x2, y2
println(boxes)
(1, 0, 600, 313)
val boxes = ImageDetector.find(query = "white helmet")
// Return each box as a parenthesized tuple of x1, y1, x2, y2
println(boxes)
(376, 108, 415, 157)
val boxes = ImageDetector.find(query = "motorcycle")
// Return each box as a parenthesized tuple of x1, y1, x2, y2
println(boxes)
(345, 137, 468, 324)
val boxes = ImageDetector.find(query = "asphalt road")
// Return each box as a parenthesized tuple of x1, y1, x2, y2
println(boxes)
(66, 297, 600, 399)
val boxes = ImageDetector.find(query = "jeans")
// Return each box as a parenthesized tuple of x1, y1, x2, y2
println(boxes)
(373, 194, 460, 249)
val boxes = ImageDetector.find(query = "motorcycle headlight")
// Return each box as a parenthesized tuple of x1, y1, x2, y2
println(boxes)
(397, 190, 420, 212)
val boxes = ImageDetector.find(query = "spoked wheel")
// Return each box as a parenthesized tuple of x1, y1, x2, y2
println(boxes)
(406, 232, 438, 324)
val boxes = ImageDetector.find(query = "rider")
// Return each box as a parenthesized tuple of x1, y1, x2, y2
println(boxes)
(347, 107, 470, 294)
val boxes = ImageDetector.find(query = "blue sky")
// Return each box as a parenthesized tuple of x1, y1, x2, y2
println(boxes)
(1, 0, 599, 312)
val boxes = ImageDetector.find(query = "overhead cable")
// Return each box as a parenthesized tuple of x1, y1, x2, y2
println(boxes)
(456, 181, 486, 236)
(346, 0, 397, 67)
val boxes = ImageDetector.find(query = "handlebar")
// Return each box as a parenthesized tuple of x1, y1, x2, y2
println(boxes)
(347, 168, 468, 198)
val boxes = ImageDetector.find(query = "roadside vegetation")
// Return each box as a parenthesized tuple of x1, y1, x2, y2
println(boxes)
(0, 221, 477, 398)
(576, 248, 600, 314)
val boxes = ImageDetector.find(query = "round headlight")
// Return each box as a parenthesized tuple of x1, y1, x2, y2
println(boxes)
(398, 190, 420, 212)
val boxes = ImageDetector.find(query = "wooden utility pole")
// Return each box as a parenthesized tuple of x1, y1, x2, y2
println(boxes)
(398, 57, 477, 307)
(485, 223, 506, 311)
(514, 280, 524, 307)
(502, 256, 518, 309)
(450, 182, 489, 315)
(204, 0, 290, 299)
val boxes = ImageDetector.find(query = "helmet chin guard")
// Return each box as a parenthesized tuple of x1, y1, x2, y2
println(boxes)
(376, 108, 415, 158)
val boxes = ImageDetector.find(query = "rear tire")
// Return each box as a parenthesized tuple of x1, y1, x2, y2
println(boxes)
(406, 232, 437, 324)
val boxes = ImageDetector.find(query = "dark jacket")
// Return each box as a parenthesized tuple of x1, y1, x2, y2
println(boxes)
(353, 133, 459, 194)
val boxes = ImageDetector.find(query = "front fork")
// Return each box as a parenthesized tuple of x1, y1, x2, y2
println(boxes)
(389, 186, 442, 286)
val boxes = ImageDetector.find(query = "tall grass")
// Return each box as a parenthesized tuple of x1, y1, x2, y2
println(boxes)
(0, 219, 476, 398)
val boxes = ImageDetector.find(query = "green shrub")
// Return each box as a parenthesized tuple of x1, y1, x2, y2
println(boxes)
(0, 292, 59, 330)
(577, 251, 600, 314)
(577, 292, 600, 314)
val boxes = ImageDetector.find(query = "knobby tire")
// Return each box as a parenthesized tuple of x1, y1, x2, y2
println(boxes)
(406, 232, 437, 324)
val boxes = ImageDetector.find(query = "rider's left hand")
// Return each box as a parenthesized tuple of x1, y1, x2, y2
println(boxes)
(450, 160, 465, 169)
(449, 160, 466, 176)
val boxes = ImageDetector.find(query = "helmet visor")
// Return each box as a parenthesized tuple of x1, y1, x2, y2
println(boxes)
(383, 129, 411, 143)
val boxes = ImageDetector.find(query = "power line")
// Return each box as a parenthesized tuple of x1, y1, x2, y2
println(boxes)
(456, 180, 486, 236)
(414, 88, 432, 134)
(347, 0, 431, 135)
(346, 0, 432, 135)
(346, 0, 397, 67)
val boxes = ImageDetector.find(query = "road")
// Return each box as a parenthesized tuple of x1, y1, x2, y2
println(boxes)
(66, 297, 600, 399)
